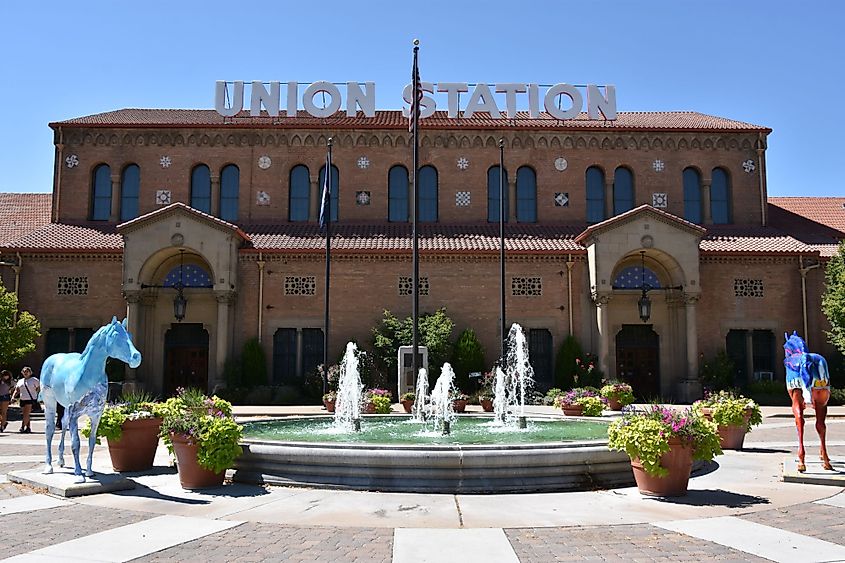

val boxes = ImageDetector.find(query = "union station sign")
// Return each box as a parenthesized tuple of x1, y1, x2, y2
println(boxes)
(214, 81, 617, 121)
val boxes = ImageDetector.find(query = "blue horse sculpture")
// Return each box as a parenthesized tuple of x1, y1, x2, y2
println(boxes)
(41, 317, 142, 482)
(784, 331, 832, 472)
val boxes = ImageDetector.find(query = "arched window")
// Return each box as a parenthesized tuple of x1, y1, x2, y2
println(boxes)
(318, 164, 339, 223)
(613, 167, 634, 215)
(683, 167, 702, 224)
(388, 165, 409, 222)
(190, 164, 211, 214)
(288, 165, 310, 222)
(219, 164, 239, 222)
(90, 164, 111, 221)
(487, 165, 509, 223)
(516, 166, 537, 223)
(586, 166, 605, 224)
(711, 167, 731, 224)
(612, 265, 662, 289)
(119, 164, 140, 222)
(419, 165, 438, 222)
(163, 263, 212, 288)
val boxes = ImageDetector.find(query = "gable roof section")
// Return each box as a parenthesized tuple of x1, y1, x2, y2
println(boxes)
(768, 197, 845, 238)
(574, 205, 707, 245)
(116, 202, 250, 242)
(51, 109, 770, 134)
(0, 193, 52, 245)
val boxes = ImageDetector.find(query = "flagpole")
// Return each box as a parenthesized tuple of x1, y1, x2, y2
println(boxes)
(411, 40, 421, 387)
(323, 137, 333, 395)
(499, 138, 506, 362)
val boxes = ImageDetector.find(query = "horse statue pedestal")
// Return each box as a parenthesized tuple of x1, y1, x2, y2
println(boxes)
(8, 467, 135, 498)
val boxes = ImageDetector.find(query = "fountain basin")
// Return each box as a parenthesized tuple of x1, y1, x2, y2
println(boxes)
(232, 416, 635, 493)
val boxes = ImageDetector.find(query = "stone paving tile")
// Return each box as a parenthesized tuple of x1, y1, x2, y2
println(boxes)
(739, 502, 845, 546)
(132, 522, 394, 563)
(0, 504, 153, 558)
(0, 481, 33, 500)
(504, 524, 768, 562)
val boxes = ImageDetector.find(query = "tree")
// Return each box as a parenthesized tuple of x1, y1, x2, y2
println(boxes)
(823, 241, 845, 355)
(0, 286, 40, 366)
(554, 334, 582, 390)
(371, 308, 455, 382)
(451, 328, 486, 392)
(240, 337, 268, 387)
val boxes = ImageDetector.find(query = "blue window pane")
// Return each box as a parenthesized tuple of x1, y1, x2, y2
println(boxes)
(164, 264, 212, 288)
(487, 166, 509, 223)
(586, 166, 605, 223)
(388, 165, 409, 222)
(120, 164, 140, 222)
(191, 165, 211, 214)
(711, 167, 731, 224)
(613, 266, 662, 289)
(613, 167, 634, 215)
(516, 166, 537, 223)
(220, 164, 239, 222)
(318, 165, 339, 222)
(91, 164, 111, 221)
(289, 165, 310, 222)
(683, 168, 702, 224)
(419, 165, 438, 222)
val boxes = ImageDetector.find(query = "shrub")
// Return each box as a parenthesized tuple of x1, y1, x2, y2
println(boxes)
(371, 308, 455, 384)
(365, 388, 393, 414)
(544, 388, 564, 406)
(400, 391, 415, 402)
(554, 334, 582, 390)
(694, 390, 763, 432)
(600, 383, 635, 406)
(451, 328, 486, 393)
(241, 338, 268, 387)
(82, 390, 162, 443)
(699, 351, 735, 392)
(575, 396, 606, 416)
(555, 387, 601, 407)
(574, 354, 603, 388)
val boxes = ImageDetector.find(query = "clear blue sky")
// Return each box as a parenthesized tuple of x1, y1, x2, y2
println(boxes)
(1, 0, 841, 196)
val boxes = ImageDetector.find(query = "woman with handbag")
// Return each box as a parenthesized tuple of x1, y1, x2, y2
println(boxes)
(11, 366, 39, 434)
(0, 370, 13, 432)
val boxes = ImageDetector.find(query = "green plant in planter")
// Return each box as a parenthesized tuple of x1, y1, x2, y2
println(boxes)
(400, 391, 415, 402)
(159, 388, 243, 474)
(322, 390, 337, 403)
(600, 383, 635, 406)
(574, 396, 605, 416)
(607, 405, 722, 477)
(693, 390, 763, 432)
(365, 388, 393, 414)
(81, 390, 163, 443)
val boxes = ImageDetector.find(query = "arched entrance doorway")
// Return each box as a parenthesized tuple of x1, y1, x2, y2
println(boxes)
(615, 324, 660, 399)
(164, 323, 209, 395)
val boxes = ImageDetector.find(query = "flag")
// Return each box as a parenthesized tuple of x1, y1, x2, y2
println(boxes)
(319, 151, 330, 230)
(409, 48, 422, 134)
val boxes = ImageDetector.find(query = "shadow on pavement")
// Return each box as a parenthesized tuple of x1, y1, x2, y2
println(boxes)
(657, 488, 772, 508)
(740, 447, 791, 454)
(114, 477, 271, 505)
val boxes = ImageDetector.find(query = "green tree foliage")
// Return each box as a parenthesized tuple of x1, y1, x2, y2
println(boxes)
(371, 308, 455, 381)
(823, 241, 845, 355)
(699, 350, 735, 392)
(241, 337, 268, 387)
(554, 334, 582, 389)
(0, 286, 40, 365)
(451, 328, 486, 392)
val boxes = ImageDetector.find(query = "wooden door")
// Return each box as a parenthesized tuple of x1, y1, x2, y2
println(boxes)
(615, 325, 660, 399)
(166, 347, 208, 395)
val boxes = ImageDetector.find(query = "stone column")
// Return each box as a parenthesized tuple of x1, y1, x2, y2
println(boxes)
(123, 290, 141, 387)
(702, 178, 712, 225)
(508, 179, 517, 222)
(604, 180, 613, 219)
(110, 173, 121, 222)
(210, 175, 220, 217)
(214, 291, 234, 392)
(593, 293, 612, 376)
(745, 330, 754, 386)
(679, 294, 702, 401)
(309, 180, 319, 222)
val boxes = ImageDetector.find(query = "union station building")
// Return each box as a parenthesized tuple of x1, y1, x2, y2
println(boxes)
(1, 106, 843, 400)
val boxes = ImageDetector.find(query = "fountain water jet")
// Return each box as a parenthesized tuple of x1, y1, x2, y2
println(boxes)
(411, 367, 429, 422)
(429, 363, 457, 434)
(333, 342, 363, 432)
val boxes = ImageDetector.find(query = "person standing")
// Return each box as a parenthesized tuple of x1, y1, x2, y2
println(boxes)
(0, 370, 13, 432)
(11, 366, 39, 433)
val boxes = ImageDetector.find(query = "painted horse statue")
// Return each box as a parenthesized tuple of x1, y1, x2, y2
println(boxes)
(783, 331, 832, 472)
(41, 317, 142, 482)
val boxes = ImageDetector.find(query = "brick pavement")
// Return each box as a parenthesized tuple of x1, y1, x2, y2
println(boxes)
(739, 502, 845, 546)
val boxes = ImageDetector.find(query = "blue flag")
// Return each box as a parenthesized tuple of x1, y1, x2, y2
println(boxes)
(319, 152, 330, 230)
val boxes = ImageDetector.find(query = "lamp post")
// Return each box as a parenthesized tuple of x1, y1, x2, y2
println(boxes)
(141, 249, 210, 322)
(637, 251, 651, 323)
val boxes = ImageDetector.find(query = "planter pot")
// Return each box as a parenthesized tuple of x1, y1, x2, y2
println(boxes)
(630, 437, 693, 497)
(323, 399, 336, 413)
(363, 402, 376, 414)
(607, 398, 624, 411)
(170, 432, 225, 490)
(452, 400, 467, 413)
(400, 399, 414, 414)
(106, 417, 162, 472)
(700, 407, 750, 450)
(480, 398, 494, 412)
(561, 404, 584, 417)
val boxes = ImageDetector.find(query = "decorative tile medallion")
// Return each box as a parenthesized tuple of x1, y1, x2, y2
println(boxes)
(357, 156, 370, 169)
(155, 190, 172, 205)
(554, 192, 569, 207)
(652, 192, 668, 208)
(356, 191, 371, 205)
(742, 159, 756, 173)
(257, 191, 270, 206)
(554, 157, 568, 171)
(652, 159, 665, 172)
(160, 156, 172, 168)
(457, 157, 469, 170)
(258, 155, 272, 169)
(65, 154, 79, 168)
(456, 191, 471, 207)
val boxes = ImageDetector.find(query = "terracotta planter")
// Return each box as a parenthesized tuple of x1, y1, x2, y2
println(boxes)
(700, 407, 750, 450)
(480, 398, 494, 412)
(363, 402, 376, 414)
(561, 404, 584, 416)
(323, 399, 336, 413)
(607, 398, 624, 411)
(630, 437, 694, 497)
(400, 399, 414, 413)
(170, 432, 225, 489)
(106, 417, 162, 472)
(452, 399, 467, 413)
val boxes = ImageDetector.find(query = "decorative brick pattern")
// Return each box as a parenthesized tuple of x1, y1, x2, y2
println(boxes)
(734, 278, 763, 298)
(399, 276, 429, 296)
(512, 276, 542, 296)
(57, 276, 88, 296)
(284, 276, 316, 296)
(456, 191, 471, 207)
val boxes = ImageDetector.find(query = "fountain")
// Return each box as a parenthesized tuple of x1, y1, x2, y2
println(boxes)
(233, 327, 634, 493)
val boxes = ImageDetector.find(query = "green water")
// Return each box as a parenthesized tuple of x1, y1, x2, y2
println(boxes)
(242, 416, 609, 445)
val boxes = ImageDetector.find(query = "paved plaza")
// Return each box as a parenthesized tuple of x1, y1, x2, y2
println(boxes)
(1, 407, 844, 562)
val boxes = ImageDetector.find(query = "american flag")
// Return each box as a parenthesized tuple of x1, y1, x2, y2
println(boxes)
(409, 48, 422, 134)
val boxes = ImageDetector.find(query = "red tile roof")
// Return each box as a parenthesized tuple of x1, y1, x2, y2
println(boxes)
(117, 202, 251, 242)
(574, 205, 706, 244)
(1, 222, 122, 252)
(768, 197, 845, 236)
(51, 109, 770, 133)
(0, 193, 52, 246)
(700, 225, 819, 254)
